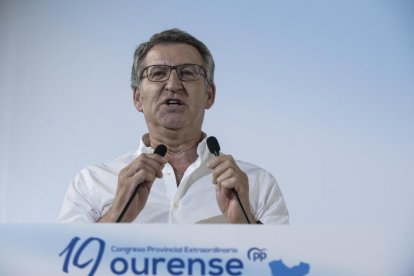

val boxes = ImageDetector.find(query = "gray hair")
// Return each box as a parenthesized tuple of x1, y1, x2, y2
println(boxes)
(131, 28, 215, 88)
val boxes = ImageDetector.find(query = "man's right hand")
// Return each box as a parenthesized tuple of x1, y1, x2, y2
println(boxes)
(98, 152, 166, 222)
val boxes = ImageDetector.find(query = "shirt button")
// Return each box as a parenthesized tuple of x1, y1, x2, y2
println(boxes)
(173, 202, 179, 209)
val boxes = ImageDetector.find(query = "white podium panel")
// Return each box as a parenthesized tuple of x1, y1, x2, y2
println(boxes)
(0, 224, 383, 275)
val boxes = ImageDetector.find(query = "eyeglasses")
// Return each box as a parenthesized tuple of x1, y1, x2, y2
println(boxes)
(141, 64, 207, 82)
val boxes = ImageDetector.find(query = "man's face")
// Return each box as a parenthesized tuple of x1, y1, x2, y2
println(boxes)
(133, 43, 215, 132)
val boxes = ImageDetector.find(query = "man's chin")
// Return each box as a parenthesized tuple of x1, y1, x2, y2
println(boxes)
(160, 122, 185, 131)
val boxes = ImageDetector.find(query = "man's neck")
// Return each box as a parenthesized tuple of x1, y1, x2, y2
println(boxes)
(143, 130, 205, 185)
(143, 129, 203, 151)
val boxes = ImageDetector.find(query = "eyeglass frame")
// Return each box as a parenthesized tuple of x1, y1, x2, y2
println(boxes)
(140, 64, 208, 82)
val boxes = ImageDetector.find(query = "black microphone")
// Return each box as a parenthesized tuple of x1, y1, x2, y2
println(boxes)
(117, 144, 167, 223)
(206, 136, 251, 224)
(153, 144, 167, 157)
(207, 136, 220, 156)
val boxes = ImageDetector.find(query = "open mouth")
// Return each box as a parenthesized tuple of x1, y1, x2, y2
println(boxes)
(165, 99, 184, 106)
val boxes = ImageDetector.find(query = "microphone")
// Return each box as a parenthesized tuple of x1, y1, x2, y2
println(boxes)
(206, 136, 251, 224)
(153, 144, 167, 156)
(116, 144, 167, 223)
(206, 136, 220, 156)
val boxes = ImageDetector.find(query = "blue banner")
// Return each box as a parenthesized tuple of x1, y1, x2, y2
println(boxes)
(0, 224, 383, 275)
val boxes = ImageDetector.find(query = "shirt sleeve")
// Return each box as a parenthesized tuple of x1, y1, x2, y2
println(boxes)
(58, 170, 101, 223)
(250, 169, 289, 224)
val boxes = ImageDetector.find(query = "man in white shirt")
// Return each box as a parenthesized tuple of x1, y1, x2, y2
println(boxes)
(58, 29, 288, 224)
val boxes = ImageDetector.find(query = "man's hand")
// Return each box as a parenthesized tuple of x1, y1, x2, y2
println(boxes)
(99, 153, 166, 223)
(207, 155, 256, 224)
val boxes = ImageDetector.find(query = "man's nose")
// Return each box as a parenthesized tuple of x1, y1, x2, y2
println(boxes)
(165, 69, 183, 91)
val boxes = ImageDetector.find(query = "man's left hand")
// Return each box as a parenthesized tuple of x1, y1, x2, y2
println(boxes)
(207, 155, 256, 224)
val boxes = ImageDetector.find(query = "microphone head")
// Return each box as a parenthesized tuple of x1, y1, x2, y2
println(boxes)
(207, 136, 220, 156)
(154, 144, 167, 157)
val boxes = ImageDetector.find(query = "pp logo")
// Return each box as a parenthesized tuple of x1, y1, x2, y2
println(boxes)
(247, 247, 267, 262)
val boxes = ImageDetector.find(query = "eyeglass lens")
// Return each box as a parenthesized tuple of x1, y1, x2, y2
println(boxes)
(146, 64, 204, 82)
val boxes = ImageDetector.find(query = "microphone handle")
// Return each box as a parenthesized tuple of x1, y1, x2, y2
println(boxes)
(116, 184, 140, 222)
(232, 189, 251, 224)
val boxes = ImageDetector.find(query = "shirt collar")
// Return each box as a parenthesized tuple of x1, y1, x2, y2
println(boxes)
(137, 133, 153, 155)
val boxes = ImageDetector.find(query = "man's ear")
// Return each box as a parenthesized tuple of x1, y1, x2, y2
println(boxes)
(205, 82, 216, 109)
(133, 88, 144, 112)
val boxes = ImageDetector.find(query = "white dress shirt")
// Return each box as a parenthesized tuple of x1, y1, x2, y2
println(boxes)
(58, 136, 289, 224)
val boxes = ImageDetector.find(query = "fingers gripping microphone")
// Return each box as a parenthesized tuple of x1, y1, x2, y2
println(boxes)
(206, 137, 251, 224)
(117, 144, 167, 223)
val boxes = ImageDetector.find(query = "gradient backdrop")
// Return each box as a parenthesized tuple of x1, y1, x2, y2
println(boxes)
(1, 0, 413, 274)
